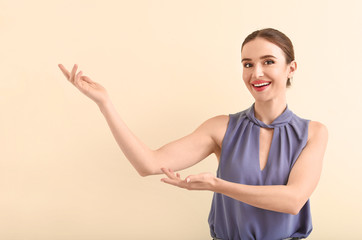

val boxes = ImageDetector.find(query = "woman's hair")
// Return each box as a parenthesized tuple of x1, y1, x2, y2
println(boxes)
(241, 28, 295, 87)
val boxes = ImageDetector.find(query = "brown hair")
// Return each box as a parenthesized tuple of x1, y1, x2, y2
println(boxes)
(241, 28, 295, 87)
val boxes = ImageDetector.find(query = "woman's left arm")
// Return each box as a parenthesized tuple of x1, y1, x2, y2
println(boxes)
(161, 121, 328, 215)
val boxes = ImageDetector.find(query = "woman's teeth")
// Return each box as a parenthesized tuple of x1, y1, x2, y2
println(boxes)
(253, 82, 271, 87)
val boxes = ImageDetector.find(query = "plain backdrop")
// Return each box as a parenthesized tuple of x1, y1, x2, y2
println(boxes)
(1, 0, 361, 239)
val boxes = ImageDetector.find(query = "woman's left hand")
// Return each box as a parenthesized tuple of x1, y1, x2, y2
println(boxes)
(160, 168, 217, 191)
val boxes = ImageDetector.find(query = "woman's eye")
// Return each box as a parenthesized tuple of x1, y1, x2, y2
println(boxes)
(264, 60, 275, 65)
(244, 63, 253, 68)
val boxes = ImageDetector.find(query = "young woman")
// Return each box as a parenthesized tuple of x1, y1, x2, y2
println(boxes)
(59, 28, 328, 240)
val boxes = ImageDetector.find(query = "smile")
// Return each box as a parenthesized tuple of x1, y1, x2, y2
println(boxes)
(251, 81, 271, 91)
(253, 82, 271, 87)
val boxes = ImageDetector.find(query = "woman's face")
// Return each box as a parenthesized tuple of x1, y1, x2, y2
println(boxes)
(241, 37, 296, 103)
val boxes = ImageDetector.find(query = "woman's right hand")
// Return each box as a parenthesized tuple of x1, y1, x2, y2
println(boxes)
(58, 64, 109, 106)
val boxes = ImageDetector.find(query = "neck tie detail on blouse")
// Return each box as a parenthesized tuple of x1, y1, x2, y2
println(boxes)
(246, 103, 293, 129)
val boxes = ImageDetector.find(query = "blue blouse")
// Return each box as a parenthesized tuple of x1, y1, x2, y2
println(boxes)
(208, 104, 312, 240)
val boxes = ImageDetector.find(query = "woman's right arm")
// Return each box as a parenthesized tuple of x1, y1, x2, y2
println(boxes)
(59, 64, 227, 176)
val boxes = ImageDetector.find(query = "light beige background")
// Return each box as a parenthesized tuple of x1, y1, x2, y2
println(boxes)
(1, 0, 361, 239)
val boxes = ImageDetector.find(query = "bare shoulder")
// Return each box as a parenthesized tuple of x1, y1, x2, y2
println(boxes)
(308, 121, 328, 144)
(202, 115, 230, 134)
(192, 115, 229, 138)
(205, 115, 230, 126)
(199, 115, 230, 154)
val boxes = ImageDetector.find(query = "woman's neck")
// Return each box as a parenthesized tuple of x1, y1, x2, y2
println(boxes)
(254, 98, 287, 125)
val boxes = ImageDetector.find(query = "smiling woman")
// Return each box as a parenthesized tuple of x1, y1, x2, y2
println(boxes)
(59, 28, 328, 240)
(241, 37, 297, 109)
(242, 28, 296, 87)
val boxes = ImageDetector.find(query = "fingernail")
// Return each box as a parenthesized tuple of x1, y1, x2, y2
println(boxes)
(186, 178, 190, 183)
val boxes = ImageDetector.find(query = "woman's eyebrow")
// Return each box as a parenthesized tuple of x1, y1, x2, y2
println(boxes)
(241, 55, 277, 62)
(260, 55, 277, 59)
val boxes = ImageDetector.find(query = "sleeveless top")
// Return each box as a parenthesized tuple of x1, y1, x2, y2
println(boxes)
(208, 104, 312, 240)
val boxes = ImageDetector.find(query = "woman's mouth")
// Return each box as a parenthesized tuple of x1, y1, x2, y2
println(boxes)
(251, 81, 271, 91)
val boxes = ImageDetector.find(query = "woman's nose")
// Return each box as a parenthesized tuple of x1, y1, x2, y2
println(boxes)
(253, 63, 264, 78)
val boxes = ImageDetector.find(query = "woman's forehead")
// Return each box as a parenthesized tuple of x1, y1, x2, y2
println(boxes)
(241, 38, 285, 60)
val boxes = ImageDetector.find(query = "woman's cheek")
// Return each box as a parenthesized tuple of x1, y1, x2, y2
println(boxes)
(242, 71, 250, 84)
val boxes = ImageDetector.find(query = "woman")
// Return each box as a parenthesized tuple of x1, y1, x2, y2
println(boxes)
(59, 28, 328, 240)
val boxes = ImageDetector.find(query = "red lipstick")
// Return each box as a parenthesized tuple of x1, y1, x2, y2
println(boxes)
(251, 80, 271, 92)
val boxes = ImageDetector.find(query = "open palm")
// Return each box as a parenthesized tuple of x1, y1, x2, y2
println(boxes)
(58, 64, 109, 105)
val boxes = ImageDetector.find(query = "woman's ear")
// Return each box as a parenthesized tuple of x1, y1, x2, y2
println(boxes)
(288, 60, 297, 79)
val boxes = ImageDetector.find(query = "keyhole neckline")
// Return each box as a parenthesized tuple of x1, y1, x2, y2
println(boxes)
(246, 103, 293, 129)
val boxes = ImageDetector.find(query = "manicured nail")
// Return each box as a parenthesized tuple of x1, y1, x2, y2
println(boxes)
(186, 178, 190, 183)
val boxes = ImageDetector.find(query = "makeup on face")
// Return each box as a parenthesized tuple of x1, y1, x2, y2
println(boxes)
(250, 79, 272, 92)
